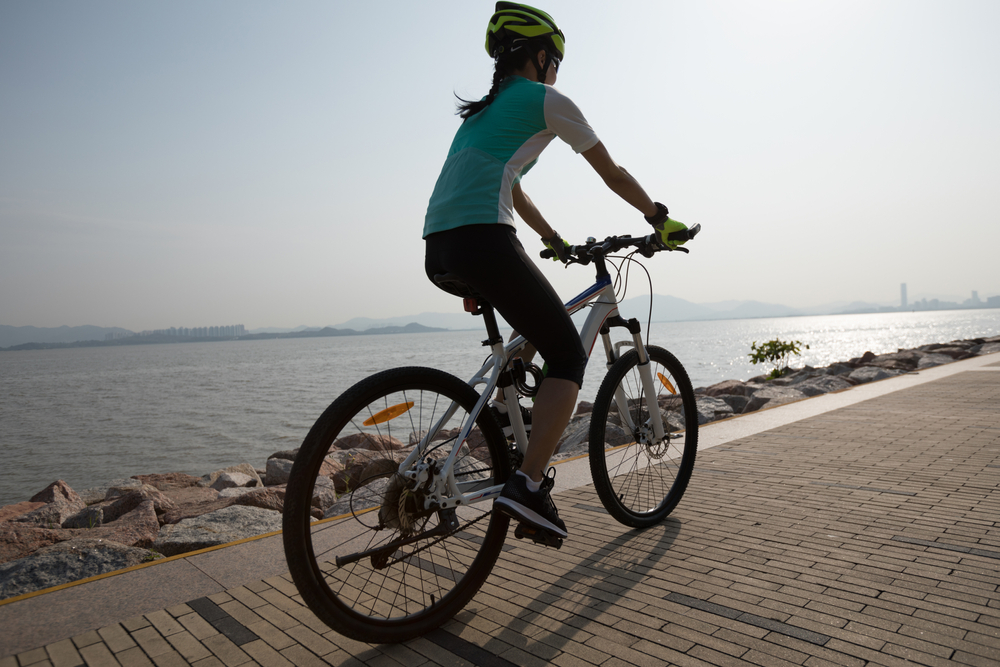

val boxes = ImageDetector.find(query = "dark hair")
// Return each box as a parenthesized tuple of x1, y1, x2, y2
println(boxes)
(455, 42, 548, 120)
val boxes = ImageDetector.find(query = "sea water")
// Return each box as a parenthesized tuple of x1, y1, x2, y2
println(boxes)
(1, 309, 997, 506)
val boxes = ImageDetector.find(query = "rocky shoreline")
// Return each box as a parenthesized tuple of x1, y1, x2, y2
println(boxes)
(2, 335, 998, 600)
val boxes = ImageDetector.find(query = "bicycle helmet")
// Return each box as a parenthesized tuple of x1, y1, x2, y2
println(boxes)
(486, 2, 565, 61)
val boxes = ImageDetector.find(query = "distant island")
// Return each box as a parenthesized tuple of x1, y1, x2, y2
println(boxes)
(0, 323, 446, 352)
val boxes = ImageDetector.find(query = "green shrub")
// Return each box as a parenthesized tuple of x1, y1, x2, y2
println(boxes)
(749, 339, 810, 380)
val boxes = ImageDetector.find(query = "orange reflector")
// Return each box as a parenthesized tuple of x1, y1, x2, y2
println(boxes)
(658, 373, 677, 395)
(363, 401, 415, 426)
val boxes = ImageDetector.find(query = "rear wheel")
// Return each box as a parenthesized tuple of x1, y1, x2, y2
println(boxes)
(282, 367, 511, 643)
(588, 346, 698, 527)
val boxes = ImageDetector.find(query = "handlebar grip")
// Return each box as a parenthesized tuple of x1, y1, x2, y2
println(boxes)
(666, 223, 702, 244)
(540, 248, 555, 259)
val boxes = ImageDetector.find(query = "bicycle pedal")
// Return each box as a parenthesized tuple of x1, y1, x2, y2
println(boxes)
(513, 522, 563, 549)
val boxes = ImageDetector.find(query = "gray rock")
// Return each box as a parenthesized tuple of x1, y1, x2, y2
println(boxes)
(62, 506, 104, 530)
(199, 463, 262, 489)
(554, 417, 591, 458)
(267, 449, 299, 461)
(217, 487, 260, 499)
(211, 472, 255, 491)
(78, 478, 143, 506)
(719, 395, 750, 414)
(743, 386, 807, 413)
(152, 505, 283, 557)
(15, 483, 86, 527)
(0, 538, 155, 601)
(916, 353, 954, 369)
(848, 366, 904, 384)
(979, 342, 1000, 355)
(824, 363, 857, 377)
(695, 397, 734, 424)
(703, 379, 748, 397)
(793, 375, 854, 397)
(265, 458, 294, 486)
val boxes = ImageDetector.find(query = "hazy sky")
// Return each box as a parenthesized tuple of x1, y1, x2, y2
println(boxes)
(2, 1, 999, 331)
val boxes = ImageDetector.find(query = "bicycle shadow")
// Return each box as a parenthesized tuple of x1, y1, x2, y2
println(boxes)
(460, 507, 682, 656)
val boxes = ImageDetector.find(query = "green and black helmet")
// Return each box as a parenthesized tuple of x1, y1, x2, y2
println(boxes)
(485, 2, 565, 61)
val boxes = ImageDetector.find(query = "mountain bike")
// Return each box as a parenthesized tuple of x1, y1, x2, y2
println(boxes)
(282, 226, 701, 643)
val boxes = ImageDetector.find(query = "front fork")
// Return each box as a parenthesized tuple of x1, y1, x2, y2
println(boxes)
(600, 318, 666, 443)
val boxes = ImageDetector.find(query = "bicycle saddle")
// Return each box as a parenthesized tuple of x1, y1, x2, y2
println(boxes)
(433, 273, 483, 300)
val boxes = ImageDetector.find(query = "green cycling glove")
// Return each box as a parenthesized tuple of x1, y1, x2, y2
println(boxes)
(645, 202, 689, 250)
(542, 232, 571, 263)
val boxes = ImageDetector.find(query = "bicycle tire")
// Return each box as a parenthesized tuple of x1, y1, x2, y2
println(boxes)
(588, 346, 698, 527)
(282, 367, 511, 644)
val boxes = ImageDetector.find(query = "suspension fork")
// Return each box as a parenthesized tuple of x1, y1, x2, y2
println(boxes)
(600, 316, 666, 442)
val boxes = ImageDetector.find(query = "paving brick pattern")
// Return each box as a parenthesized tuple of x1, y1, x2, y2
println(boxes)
(7, 370, 999, 666)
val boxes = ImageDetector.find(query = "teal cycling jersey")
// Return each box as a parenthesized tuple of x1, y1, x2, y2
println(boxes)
(423, 76, 600, 238)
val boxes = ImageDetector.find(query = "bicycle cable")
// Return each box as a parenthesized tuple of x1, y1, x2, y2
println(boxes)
(606, 250, 656, 348)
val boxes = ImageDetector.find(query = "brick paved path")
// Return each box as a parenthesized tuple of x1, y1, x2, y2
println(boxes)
(3, 366, 998, 667)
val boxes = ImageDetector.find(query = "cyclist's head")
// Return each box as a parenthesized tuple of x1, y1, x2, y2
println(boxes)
(457, 3, 565, 120)
(486, 2, 565, 69)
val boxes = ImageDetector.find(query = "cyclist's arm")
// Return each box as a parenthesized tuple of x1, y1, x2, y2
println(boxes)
(581, 141, 659, 218)
(511, 182, 557, 240)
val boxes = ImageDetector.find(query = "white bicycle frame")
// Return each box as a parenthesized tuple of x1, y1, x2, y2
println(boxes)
(397, 271, 667, 511)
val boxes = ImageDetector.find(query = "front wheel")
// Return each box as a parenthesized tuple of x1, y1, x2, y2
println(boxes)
(282, 367, 511, 644)
(589, 346, 698, 527)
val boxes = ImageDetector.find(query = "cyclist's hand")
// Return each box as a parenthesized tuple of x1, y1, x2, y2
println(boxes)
(542, 232, 571, 263)
(645, 202, 688, 250)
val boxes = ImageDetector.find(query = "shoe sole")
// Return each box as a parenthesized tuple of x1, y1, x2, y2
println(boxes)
(494, 497, 568, 538)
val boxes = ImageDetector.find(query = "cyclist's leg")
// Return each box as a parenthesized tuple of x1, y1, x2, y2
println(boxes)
(425, 225, 585, 538)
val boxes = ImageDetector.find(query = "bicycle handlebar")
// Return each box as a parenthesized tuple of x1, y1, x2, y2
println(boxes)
(539, 223, 701, 262)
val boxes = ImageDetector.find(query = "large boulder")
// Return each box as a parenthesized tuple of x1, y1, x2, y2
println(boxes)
(210, 471, 257, 491)
(16, 481, 86, 527)
(233, 488, 286, 513)
(695, 397, 734, 424)
(916, 352, 954, 369)
(199, 463, 262, 489)
(94, 500, 160, 548)
(793, 375, 854, 397)
(848, 366, 904, 384)
(131, 472, 201, 491)
(718, 395, 750, 414)
(153, 505, 283, 556)
(0, 523, 76, 564)
(869, 351, 920, 372)
(743, 386, 807, 413)
(333, 433, 406, 451)
(0, 501, 46, 523)
(703, 379, 749, 397)
(78, 478, 143, 506)
(0, 538, 156, 601)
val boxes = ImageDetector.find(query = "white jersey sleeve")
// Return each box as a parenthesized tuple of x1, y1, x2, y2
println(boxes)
(543, 86, 601, 154)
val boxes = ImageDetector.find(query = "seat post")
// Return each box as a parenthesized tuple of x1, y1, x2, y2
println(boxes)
(477, 301, 504, 346)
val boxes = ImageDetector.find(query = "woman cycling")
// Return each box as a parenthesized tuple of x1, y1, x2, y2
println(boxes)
(423, 2, 687, 541)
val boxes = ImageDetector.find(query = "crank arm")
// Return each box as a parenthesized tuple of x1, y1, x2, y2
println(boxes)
(334, 509, 459, 568)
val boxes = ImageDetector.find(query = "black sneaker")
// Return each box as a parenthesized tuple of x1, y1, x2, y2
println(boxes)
(492, 404, 532, 439)
(494, 468, 567, 538)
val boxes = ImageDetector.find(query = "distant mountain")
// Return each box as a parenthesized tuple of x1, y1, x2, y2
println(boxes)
(0, 325, 132, 348)
(334, 312, 499, 331)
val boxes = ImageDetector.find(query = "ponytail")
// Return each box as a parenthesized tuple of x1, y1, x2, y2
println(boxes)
(455, 41, 541, 120)
(455, 62, 506, 120)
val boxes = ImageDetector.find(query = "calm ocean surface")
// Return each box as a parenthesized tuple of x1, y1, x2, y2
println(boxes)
(1, 309, 997, 506)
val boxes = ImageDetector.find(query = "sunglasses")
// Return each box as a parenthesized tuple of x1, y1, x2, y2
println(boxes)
(549, 55, 561, 73)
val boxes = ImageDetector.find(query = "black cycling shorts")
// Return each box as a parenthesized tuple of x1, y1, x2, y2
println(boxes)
(424, 224, 587, 388)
